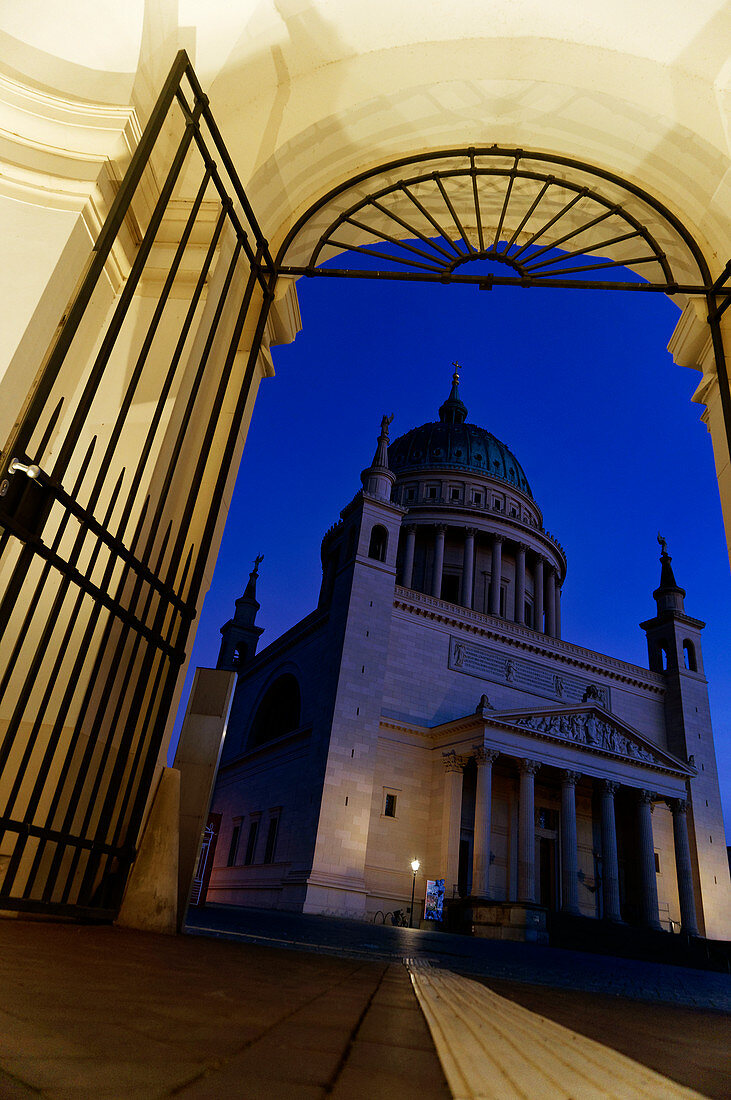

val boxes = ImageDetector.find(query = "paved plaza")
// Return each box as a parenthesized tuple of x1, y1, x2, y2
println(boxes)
(0, 909, 727, 1098)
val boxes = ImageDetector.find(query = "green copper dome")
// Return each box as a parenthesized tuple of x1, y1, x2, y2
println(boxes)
(388, 374, 533, 498)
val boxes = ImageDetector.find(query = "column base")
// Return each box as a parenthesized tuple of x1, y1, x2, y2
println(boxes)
(461, 898, 549, 944)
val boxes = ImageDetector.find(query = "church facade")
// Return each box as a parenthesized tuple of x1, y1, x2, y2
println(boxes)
(206, 376, 730, 942)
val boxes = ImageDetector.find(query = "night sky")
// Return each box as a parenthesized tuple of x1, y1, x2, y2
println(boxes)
(170, 266, 731, 835)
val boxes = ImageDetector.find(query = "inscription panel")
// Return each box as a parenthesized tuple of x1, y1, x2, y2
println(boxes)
(449, 636, 611, 709)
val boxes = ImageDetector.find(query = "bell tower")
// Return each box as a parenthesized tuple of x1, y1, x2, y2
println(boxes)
(640, 536, 729, 938)
(217, 556, 265, 671)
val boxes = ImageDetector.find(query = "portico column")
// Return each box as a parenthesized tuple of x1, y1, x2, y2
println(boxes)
(518, 759, 540, 903)
(402, 525, 416, 589)
(515, 543, 526, 624)
(637, 789, 661, 930)
(432, 525, 447, 598)
(600, 781, 622, 922)
(670, 798, 699, 936)
(489, 535, 503, 616)
(555, 584, 562, 639)
(545, 568, 556, 637)
(560, 771, 581, 914)
(534, 556, 544, 633)
(441, 751, 466, 897)
(461, 528, 476, 609)
(472, 747, 500, 898)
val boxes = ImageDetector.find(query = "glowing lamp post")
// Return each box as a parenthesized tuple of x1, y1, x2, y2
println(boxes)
(409, 859, 420, 928)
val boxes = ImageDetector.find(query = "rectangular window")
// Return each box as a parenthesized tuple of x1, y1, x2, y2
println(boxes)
(226, 822, 241, 867)
(264, 816, 279, 864)
(406, 487, 416, 502)
(524, 601, 533, 627)
(244, 820, 259, 865)
(654, 852, 661, 873)
(450, 487, 461, 501)
(499, 586, 506, 617)
(493, 498, 502, 511)
(384, 793, 397, 818)
(426, 486, 438, 500)
(473, 490, 483, 506)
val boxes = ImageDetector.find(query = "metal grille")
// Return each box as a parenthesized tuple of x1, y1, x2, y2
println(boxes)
(0, 53, 275, 919)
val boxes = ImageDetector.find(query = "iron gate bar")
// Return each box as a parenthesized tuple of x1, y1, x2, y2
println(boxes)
(469, 150, 484, 252)
(49, 112, 203, 484)
(371, 197, 457, 262)
(493, 156, 520, 249)
(398, 184, 463, 256)
(305, 168, 671, 284)
(510, 187, 588, 260)
(279, 266, 702, 293)
(434, 174, 474, 254)
(0, 471, 128, 900)
(525, 229, 642, 271)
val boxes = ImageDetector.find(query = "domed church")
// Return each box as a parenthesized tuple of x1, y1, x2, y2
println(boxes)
(205, 372, 730, 942)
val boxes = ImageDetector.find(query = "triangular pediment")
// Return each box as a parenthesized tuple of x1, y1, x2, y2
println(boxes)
(486, 704, 692, 774)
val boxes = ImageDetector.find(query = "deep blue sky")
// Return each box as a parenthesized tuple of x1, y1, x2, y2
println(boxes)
(171, 269, 731, 835)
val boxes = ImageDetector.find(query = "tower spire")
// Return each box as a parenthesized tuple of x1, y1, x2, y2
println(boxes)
(439, 362, 468, 424)
(361, 414, 396, 500)
(653, 533, 685, 614)
(217, 555, 265, 670)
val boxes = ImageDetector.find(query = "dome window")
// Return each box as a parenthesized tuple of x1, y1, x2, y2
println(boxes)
(455, 449, 463, 457)
(472, 490, 483, 506)
(450, 487, 462, 501)
(474, 454, 482, 463)
(433, 448, 442, 456)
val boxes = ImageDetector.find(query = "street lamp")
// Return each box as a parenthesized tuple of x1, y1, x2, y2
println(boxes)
(409, 858, 420, 928)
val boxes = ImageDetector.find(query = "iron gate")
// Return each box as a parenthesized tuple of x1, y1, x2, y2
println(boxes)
(0, 52, 277, 919)
(0, 51, 728, 921)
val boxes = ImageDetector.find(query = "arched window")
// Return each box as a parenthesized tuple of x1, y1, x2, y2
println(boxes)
(658, 642, 669, 672)
(683, 639, 697, 671)
(249, 674, 301, 749)
(368, 524, 388, 562)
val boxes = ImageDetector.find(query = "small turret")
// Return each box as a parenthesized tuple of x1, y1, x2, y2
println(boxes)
(217, 555, 265, 671)
(438, 362, 468, 425)
(361, 414, 396, 501)
(653, 533, 686, 614)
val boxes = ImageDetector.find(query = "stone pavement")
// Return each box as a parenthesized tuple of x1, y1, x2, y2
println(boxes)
(188, 904, 731, 1011)
(0, 919, 448, 1099)
(0, 911, 728, 1099)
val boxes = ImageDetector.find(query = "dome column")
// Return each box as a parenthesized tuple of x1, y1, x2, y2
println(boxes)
(461, 527, 476, 609)
(401, 525, 416, 589)
(515, 543, 527, 625)
(555, 583, 562, 639)
(534, 556, 545, 633)
(432, 525, 447, 598)
(545, 568, 556, 637)
(489, 535, 503, 616)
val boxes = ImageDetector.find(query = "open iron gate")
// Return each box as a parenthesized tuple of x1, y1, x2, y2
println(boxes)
(0, 51, 729, 921)
(0, 52, 277, 919)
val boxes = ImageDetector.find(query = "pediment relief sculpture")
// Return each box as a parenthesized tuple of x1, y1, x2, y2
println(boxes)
(508, 709, 674, 768)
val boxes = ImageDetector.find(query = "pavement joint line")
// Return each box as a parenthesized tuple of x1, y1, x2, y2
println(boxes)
(167, 956, 385, 1096)
(405, 961, 711, 1100)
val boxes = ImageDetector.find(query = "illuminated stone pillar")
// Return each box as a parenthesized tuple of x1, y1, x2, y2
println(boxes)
(518, 759, 540, 903)
(432, 525, 447, 598)
(637, 789, 661, 930)
(534, 556, 544, 633)
(472, 747, 499, 897)
(560, 770, 581, 914)
(515, 543, 526, 624)
(600, 781, 622, 922)
(489, 535, 503, 616)
(461, 527, 476, 609)
(441, 751, 466, 897)
(545, 568, 556, 637)
(670, 798, 699, 936)
(402, 524, 416, 589)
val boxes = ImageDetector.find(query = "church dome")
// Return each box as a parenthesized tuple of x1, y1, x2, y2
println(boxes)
(388, 372, 533, 498)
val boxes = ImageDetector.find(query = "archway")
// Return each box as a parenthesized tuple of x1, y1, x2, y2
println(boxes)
(0, 49, 728, 921)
